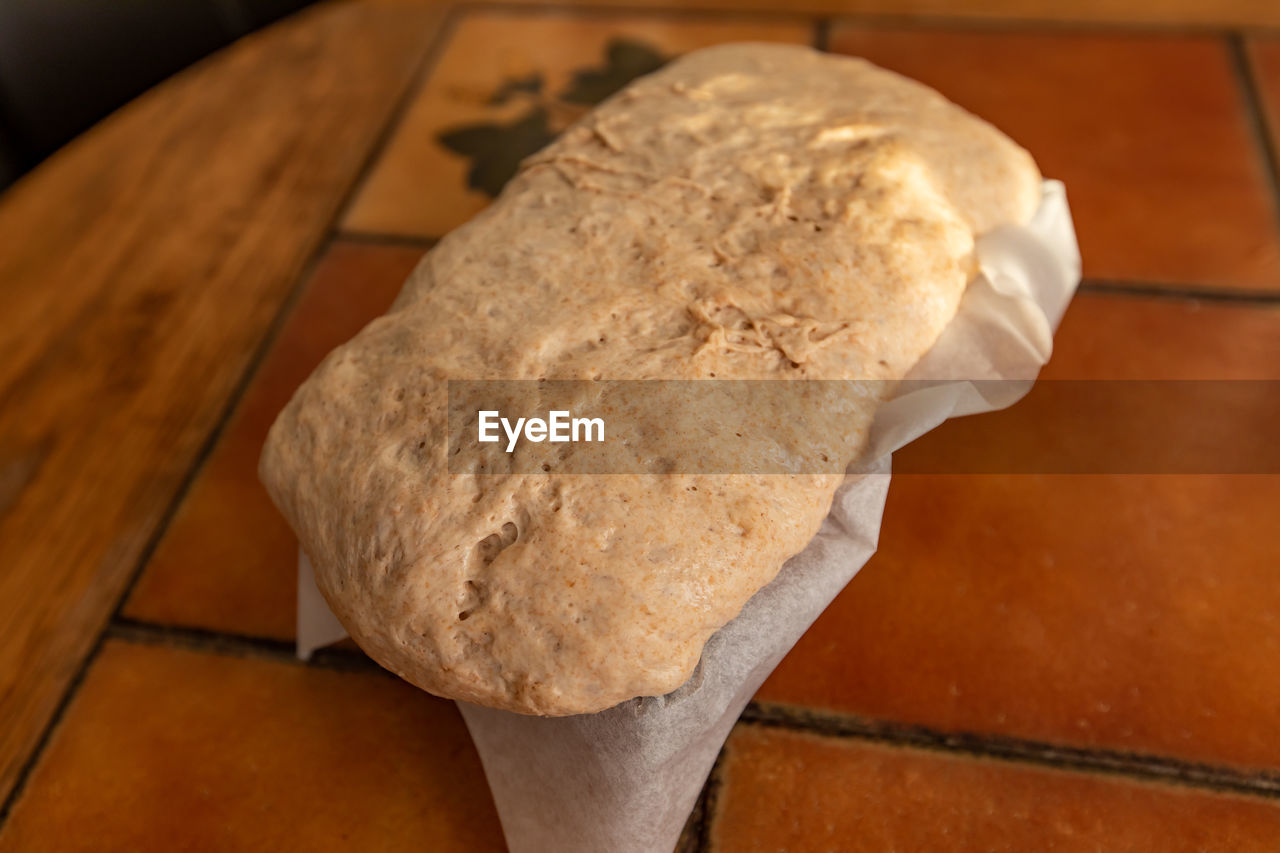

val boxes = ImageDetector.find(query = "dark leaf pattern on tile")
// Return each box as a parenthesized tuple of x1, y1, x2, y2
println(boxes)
(559, 39, 668, 104)
(486, 72, 544, 106)
(437, 108, 557, 198)
(436, 38, 669, 197)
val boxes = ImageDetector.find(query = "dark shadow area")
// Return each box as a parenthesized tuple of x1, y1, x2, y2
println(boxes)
(0, 0, 314, 192)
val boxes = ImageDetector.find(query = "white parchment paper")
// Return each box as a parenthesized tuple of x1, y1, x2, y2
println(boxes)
(297, 180, 1080, 853)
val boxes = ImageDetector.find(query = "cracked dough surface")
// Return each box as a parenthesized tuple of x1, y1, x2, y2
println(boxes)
(260, 43, 1040, 715)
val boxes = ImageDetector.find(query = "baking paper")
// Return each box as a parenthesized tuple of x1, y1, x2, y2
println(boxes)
(297, 180, 1080, 852)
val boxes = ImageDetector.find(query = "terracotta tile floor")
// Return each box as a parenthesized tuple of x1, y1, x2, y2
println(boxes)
(0, 640, 504, 852)
(757, 296, 1280, 770)
(8, 7, 1280, 851)
(121, 241, 424, 640)
(755, 297, 1280, 773)
(829, 28, 1280, 292)
(714, 726, 1280, 851)
(341, 10, 813, 239)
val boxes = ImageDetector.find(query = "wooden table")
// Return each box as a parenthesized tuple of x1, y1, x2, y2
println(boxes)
(2, 0, 1280, 849)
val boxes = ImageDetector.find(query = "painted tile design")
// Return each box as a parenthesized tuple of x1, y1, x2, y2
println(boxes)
(341, 11, 811, 237)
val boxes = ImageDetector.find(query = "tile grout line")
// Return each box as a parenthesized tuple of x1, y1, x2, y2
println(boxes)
(109, 223, 351, 619)
(677, 778, 708, 852)
(96, 3, 462, 637)
(695, 748, 726, 852)
(1227, 33, 1280, 257)
(0, 633, 109, 827)
(464, 0, 1280, 38)
(328, 5, 465, 233)
(0, 216, 349, 825)
(0, 7, 467, 832)
(113, 6, 462, 629)
(107, 619, 386, 674)
(677, 746, 724, 852)
(741, 702, 1280, 801)
(815, 14, 1280, 38)
(812, 18, 831, 52)
(1078, 277, 1280, 303)
(93, 616, 1280, 807)
(467, 0, 822, 28)
(332, 230, 441, 250)
(0, 235, 337, 830)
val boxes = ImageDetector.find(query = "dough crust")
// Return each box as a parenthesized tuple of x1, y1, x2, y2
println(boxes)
(260, 44, 1040, 715)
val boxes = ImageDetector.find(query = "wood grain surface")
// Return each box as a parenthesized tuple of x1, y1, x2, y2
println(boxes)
(0, 0, 446, 804)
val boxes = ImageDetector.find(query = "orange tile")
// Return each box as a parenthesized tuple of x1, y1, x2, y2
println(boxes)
(341, 10, 812, 238)
(758, 473, 1280, 766)
(758, 294, 1280, 770)
(713, 726, 1280, 852)
(831, 28, 1280, 291)
(122, 241, 424, 639)
(1037, 293, 1280, 381)
(896, 294, 1280, 475)
(0, 640, 504, 852)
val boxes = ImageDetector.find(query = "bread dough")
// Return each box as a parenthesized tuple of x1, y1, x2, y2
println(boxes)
(260, 43, 1040, 715)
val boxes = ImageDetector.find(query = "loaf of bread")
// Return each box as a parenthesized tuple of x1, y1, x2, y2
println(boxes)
(260, 43, 1040, 715)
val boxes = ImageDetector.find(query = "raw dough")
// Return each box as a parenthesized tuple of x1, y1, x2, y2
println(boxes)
(260, 43, 1039, 714)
